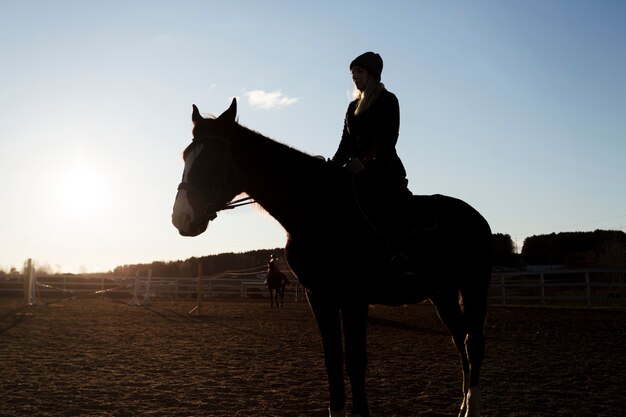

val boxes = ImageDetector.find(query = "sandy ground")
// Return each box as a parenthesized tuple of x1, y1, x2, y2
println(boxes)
(1, 296, 625, 416)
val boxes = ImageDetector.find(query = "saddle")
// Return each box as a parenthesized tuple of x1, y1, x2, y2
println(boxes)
(353, 175, 439, 246)
(352, 183, 441, 305)
(407, 195, 440, 232)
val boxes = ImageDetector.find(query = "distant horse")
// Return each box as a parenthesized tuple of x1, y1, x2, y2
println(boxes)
(265, 256, 290, 308)
(172, 99, 492, 417)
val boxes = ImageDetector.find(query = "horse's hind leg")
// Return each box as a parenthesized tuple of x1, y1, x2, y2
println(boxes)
(342, 299, 370, 417)
(459, 281, 488, 417)
(430, 289, 473, 417)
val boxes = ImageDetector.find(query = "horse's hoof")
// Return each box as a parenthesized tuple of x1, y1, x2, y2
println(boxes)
(329, 408, 347, 417)
(460, 387, 481, 417)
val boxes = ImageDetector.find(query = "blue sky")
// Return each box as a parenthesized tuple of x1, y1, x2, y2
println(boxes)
(1, 1, 625, 273)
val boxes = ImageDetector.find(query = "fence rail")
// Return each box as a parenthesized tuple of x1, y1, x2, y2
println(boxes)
(489, 268, 626, 308)
(0, 272, 302, 302)
(2, 268, 625, 308)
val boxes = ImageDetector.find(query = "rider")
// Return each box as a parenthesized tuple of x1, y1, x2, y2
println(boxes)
(267, 254, 278, 277)
(332, 51, 415, 277)
(269, 254, 277, 264)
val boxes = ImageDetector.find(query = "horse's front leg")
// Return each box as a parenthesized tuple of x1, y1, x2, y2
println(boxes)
(342, 298, 370, 417)
(308, 291, 346, 414)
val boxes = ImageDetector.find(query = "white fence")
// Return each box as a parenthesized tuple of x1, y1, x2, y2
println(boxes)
(0, 269, 303, 303)
(2, 268, 625, 308)
(489, 268, 626, 308)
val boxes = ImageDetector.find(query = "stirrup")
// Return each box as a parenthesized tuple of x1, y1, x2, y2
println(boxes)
(390, 252, 409, 270)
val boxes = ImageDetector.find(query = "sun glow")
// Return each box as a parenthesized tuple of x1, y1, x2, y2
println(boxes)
(54, 154, 112, 221)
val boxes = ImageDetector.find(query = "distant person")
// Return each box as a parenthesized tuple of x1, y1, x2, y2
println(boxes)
(267, 254, 277, 271)
(332, 51, 414, 276)
(267, 255, 289, 285)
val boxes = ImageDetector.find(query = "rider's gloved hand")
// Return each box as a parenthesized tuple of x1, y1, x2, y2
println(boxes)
(344, 157, 365, 175)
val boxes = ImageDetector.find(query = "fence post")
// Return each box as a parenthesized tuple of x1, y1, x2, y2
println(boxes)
(127, 271, 141, 305)
(189, 263, 203, 316)
(585, 271, 591, 308)
(24, 259, 39, 306)
(24, 259, 32, 305)
(144, 269, 152, 304)
(539, 271, 546, 307)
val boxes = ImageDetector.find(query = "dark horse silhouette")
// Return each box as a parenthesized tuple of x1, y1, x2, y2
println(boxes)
(172, 99, 492, 417)
(265, 255, 289, 308)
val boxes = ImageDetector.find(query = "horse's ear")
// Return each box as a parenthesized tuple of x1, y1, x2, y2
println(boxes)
(218, 97, 237, 123)
(192, 104, 203, 125)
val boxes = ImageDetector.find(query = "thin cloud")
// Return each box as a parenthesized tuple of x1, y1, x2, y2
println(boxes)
(245, 89, 301, 110)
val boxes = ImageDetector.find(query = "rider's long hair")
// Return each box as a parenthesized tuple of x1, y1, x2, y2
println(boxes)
(353, 79, 386, 116)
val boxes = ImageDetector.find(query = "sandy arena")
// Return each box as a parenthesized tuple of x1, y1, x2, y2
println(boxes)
(1, 297, 625, 416)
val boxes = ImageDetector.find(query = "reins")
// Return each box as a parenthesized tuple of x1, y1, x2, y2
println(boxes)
(350, 174, 385, 239)
(221, 195, 256, 210)
(180, 131, 384, 237)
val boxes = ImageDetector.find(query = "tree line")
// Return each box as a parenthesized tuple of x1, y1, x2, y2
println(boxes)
(2, 230, 623, 278)
(110, 229, 623, 277)
(493, 229, 625, 268)
(109, 248, 284, 278)
(521, 229, 626, 268)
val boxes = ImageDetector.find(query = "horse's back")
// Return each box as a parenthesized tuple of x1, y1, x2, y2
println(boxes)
(409, 194, 492, 270)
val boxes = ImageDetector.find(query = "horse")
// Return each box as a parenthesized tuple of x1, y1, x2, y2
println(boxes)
(265, 256, 290, 308)
(172, 98, 492, 417)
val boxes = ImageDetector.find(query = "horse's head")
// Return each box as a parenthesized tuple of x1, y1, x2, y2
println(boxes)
(172, 98, 242, 236)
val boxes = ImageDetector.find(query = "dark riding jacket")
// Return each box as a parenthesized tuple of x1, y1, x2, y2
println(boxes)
(332, 88, 408, 190)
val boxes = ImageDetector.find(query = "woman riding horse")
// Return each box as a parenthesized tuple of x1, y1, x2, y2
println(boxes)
(333, 52, 416, 279)
(265, 255, 289, 308)
(171, 98, 491, 417)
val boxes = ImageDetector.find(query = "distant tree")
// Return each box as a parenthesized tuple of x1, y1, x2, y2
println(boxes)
(593, 236, 626, 269)
(109, 247, 285, 278)
(522, 230, 626, 267)
(35, 263, 54, 276)
(492, 233, 518, 267)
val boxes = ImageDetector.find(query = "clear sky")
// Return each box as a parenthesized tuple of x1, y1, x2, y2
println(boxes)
(1, 1, 625, 274)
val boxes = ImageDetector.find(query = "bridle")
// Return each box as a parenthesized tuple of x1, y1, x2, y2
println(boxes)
(177, 133, 393, 239)
(177, 134, 255, 221)
(176, 182, 254, 221)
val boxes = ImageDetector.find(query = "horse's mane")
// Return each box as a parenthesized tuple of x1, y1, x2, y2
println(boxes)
(230, 121, 350, 227)
(234, 121, 330, 173)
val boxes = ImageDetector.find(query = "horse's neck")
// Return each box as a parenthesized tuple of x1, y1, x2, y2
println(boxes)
(230, 124, 327, 232)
